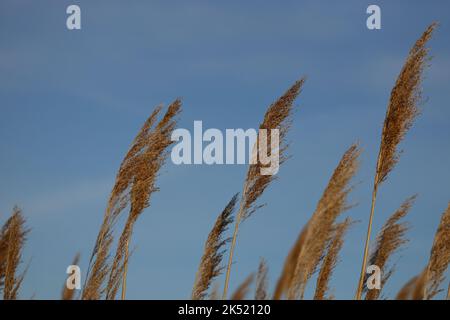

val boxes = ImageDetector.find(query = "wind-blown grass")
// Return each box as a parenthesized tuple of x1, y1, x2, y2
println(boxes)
(356, 23, 436, 299)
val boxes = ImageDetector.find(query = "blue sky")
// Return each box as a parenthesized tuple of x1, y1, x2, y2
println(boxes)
(1, 1, 449, 299)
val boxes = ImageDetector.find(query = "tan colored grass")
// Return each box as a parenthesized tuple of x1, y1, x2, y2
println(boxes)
(412, 269, 428, 300)
(106, 100, 182, 300)
(356, 23, 436, 300)
(395, 202, 449, 300)
(222, 78, 306, 299)
(273, 224, 309, 299)
(314, 218, 352, 300)
(82, 105, 164, 300)
(62, 253, 81, 300)
(364, 196, 416, 300)
(83, 100, 181, 300)
(287, 143, 360, 299)
(230, 274, 254, 300)
(396, 274, 420, 300)
(1, 207, 29, 300)
(191, 194, 238, 300)
(396, 267, 437, 300)
(255, 258, 268, 300)
(424, 202, 450, 299)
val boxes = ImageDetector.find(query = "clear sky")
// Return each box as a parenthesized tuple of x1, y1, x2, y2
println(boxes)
(1, 1, 449, 299)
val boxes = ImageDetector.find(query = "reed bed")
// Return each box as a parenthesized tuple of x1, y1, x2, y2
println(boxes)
(1, 23, 449, 300)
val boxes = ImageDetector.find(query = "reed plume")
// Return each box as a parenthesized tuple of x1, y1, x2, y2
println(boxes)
(106, 100, 182, 300)
(83, 100, 181, 300)
(273, 224, 309, 299)
(396, 275, 419, 300)
(412, 270, 428, 299)
(364, 195, 416, 300)
(62, 253, 80, 300)
(230, 274, 254, 300)
(288, 143, 360, 299)
(222, 78, 306, 299)
(395, 202, 449, 300)
(356, 23, 436, 299)
(255, 258, 268, 300)
(314, 218, 352, 300)
(424, 202, 450, 299)
(192, 194, 238, 300)
(1, 207, 29, 300)
(83, 105, 164, 299)
(395, 271, 427, 300)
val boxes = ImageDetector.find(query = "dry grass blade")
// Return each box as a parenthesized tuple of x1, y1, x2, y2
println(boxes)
(288, 143, 360, 299)
(106, 100, 182, 300)
(314, 218, 352, 300)
(356, 23, 436, 300)
(364, 195, 416, 300)
(230, 274, 254, 300)
(255, 258, 268, 300)
(273, 224, 309, 299)
(1, 207, 29, 300)
(424, 202, 450, 299)
(62, 253, 81, 300)
(192, 194, 238, 300)
(223, 78, 306, 299)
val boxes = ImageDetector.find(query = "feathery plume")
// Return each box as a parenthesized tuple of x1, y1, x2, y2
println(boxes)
(396, 202, 450, 300)
(223, 78, 306, 299)
(83, 105, 164, 300)
(192, 194, 238, 300)
(83, 100, 181, 300)
(273, 224, 309, 299)
(412, 269, 428, 300)
(356, 23, 436, 299)
(288, 143, 360, 299)
(396, 275, 419, 300)
(1, 207, 29, 300)
(255, 258, 268, 300)
(365, 196, 416, 300)
(230, 274, 254, 300)
(424, 202, 450, 299)
(395, 271, 427, 300)
(314, 218, 352, 300)
(106, 100, 182, 300)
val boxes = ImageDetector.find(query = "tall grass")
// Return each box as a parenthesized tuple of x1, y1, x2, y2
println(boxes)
(222, 78, 306, 299)
(1, 23, 449, 301)
(82, 100, 181, 300)
(364, 196, 416, 300)
(191, 194, 238, 300)
(0, 207, 29, 300)
(355, 23, 436, 300)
